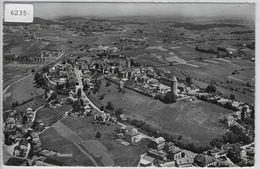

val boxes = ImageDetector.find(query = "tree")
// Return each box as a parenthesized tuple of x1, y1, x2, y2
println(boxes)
(100, 106, 104, 111)
(186, 76, 192, 84)
(241, 111, 245, 121)
(206, 85, 217, 93)
(178, 135, 183, 140)
(230, 94, 236, 100)
(106, 81, 111, 87)
(115, 108, 123, 116)
(22, 116, 28, 124)
(42, 66, 49, 73)
(77, 88, 82, 98)
(163, 91, 177, 104)
(106, 101, 115, 111)
(31, 121, 39, 130)
(31, 69, 35, 73)
(11, 102, 15, 109)
(72, 100, 82, 112)
(251, 108, 255, 119)
(96, 132, 101, 138)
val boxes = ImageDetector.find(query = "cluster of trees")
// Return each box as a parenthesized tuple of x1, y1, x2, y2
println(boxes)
(210, 125, 251, 150)
(105, 81, 111, 87)
(195, 46, 219, 54)
(4, 55, 45, 63)
(246, 42, 255, 50)
(72, 99, 84, 112)
(11, 101, 20, 109)
(92, 79, 102, 94)
(217, 47, 228, 52)
(230, 30, 254, 34)
(197, 95, 239, 112)
(130, 59, 141, 67)
(230, 94, 236, 100)
(106, 101, 115, 111)
(34, 72, 47, 87)
(205, 85, 217, 93)
(55, 82, 70, 95)
(154, 91, 177, 104)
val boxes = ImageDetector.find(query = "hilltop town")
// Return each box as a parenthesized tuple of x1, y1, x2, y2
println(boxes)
(3, 13, 255, 167)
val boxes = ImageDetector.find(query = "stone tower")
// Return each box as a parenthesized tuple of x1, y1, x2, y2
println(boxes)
(126, 58, 131, 68)
(171, 76, 178, 95)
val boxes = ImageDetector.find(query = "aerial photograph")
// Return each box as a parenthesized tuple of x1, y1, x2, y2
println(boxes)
(2, 2, 255, 167)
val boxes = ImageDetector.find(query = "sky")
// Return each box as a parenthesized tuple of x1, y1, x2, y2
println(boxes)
(34, 3, 255, 19)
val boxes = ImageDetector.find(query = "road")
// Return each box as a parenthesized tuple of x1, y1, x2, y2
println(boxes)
(3, 51, 64, 95)
(74, 68, 100, 111)
(31, 39, 40, 47)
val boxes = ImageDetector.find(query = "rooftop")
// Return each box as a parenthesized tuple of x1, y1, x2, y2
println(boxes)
(153, 137, 165, 144)
(125, 130, 139, 137)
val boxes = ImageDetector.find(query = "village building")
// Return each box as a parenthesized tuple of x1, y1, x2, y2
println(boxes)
(5, 117, 16, 129)
(124, 130, 140, 144)
(193, 154, 216, 167)
(175, 157, 193, 167)
(150, 137, 165, 150)
(117, 114, 127, 122)
(167, 145, 183, 161)
(147, 148, 167, 161)
(139, 154, 157, 167)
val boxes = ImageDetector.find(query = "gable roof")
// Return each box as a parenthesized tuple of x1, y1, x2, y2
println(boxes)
(194, 154, 215, 164)
(125, 130, 139, 137)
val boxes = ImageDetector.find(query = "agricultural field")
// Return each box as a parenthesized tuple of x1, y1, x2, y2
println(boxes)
(165, 57, 255, 105)
(165, 45, 216, 61)
(88, 79, 235, 146)
(3, 63, 39, 89)
(3, 75, 45, 110)
(59, 116, 150, 166)
(34, 104, 71, 124)
(39, 127, 94, 166)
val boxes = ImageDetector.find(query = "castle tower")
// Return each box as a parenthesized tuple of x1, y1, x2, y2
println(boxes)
(126, 58, 131, 68)
(171, 76, 178, 96)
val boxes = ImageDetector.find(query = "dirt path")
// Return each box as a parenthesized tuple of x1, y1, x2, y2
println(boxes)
(52, 122, 98, 166)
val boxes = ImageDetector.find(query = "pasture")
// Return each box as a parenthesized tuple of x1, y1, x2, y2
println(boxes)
(3, 75, 45, 110)
(60, 116, 150, 166)
(88, 79, 234, 146)
(34, 104, 71, 124)
(39, 127, 94, 166)
(146, 45, 168, 51)
(166, 45, 215, 61)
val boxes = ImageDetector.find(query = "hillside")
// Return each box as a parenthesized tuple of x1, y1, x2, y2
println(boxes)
(4, 17, 63, 26)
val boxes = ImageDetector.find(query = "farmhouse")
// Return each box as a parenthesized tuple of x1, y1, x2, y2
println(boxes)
(117, 114, 127, 122)
(147, 148, 167, 161)
(175, 157, 193, 167)
(124, 130, 140, 144)
(5, 117, 16, 129)
(150, 137, 165, 150)
(167, 145, 183, 161)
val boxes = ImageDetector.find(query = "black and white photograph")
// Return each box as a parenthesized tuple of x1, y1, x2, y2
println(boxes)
(1, 1, 256, 167)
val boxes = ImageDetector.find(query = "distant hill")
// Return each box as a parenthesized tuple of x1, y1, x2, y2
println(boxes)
(3, 17, 63, 26)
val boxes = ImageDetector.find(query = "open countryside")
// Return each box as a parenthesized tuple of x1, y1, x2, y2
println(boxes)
(2, 2, 255, 167)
